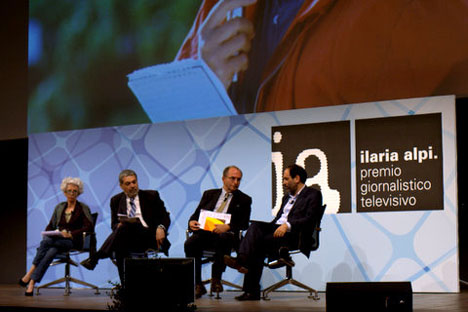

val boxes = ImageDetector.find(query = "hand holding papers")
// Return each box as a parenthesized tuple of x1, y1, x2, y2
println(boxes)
(118, 213, 139, 224)
(127, 58, 237, 123)
(41, 230, 63, 237)
(198, 209, 231, 232)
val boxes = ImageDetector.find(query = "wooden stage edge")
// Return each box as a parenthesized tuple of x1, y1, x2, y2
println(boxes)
(1, 284, 467, 312)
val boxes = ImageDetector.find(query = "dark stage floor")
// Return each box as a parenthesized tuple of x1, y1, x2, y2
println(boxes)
(1, 284, 468, 312)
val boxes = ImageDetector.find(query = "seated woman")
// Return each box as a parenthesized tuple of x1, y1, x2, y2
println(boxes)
(19, 177, 93, 296)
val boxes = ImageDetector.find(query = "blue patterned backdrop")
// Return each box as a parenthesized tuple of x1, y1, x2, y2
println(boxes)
(27, 95, 459, 292)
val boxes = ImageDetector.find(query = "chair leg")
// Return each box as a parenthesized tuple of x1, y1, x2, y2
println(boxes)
(64, 261, 71, 295)
(202, 279, 215, 298)
(36, 277, 67, 295)
(36, 262, 100, 296)
(202, 278, 222, 299)
(289, 278, 319, 300)
(262, 279, 290, 300)
(262, 265, 320, 301)
(202, 277, 242, 300)
(68, 277, 100, 294)
(221, 279, 242, 290)
(262, 277, 319, 300)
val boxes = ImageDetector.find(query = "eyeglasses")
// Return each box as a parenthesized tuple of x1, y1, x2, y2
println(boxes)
(66, 189, 79, 194)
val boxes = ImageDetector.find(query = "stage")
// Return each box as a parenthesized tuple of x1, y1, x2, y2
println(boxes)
(1, 284, 467, 312)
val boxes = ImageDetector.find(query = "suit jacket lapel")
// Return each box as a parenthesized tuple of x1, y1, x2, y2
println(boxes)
(286, 188, 307, 221)
(226, 190, 238, 214)
(137, 190, 149, 221)
(138, 190, 145, 215)
(208, 189, 222, 211)
(118, 193, 127, 215)
(272, 195, 290, 223)
(289, 192, 302, 214)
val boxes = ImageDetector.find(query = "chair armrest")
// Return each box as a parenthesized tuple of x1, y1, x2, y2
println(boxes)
(81, 231, 96, 252)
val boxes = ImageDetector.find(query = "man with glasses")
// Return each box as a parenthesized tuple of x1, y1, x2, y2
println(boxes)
(185, 165, 252, 298)
(81, 169, 171, 282)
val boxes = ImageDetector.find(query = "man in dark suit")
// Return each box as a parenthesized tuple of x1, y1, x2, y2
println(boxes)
(81, 169, 171, 282)
(185, 165, 252, 298)
(225, 164, 323, 301)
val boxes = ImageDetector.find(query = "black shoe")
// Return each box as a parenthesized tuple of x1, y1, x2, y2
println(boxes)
(25, 291, 34, 297)
(224, 255, 248, 274)
(235, 292, 260, 301)
(19, 278, 29, 287)
(80, 258, 97, 270)
(195, 283, 207, 299)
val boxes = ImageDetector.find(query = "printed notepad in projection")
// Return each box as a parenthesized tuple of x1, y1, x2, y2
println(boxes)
(127, 59, 237, 123)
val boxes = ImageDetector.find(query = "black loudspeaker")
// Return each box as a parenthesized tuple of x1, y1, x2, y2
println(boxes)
(124, 258, 195, 310)
(326, 282, 412, 312)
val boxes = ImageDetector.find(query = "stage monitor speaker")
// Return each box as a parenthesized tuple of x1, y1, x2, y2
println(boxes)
(124, 258, 194, 310)
(326, 281, 412, 312)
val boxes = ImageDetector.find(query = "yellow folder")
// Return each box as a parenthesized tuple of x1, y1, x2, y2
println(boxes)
(204, 217, 225, 231)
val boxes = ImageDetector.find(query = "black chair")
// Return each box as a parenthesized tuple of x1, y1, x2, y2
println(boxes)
(185, 230, 243, 299)
(36, 212, 100, 296)
(262, 205, 326, 300)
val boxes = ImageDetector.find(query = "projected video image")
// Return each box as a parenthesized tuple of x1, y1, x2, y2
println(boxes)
(28, 0, 468, 133)
(28, 0, 200, 132)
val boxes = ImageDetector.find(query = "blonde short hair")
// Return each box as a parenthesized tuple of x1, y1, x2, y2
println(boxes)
(60, 177, 84, 195)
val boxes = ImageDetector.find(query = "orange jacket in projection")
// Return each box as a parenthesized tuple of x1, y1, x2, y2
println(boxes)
(176, 0, 468, 113)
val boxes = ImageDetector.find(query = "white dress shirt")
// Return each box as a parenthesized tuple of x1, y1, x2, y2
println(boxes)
(127, 195, 148, 228)
(275, 185, 306, 231)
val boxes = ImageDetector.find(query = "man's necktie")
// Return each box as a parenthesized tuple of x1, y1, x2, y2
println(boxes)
(129, 198, 137, 217)
(215, 193, 230, 213)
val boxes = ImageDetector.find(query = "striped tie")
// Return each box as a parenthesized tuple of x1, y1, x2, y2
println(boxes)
(129, 198, 137, 217)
